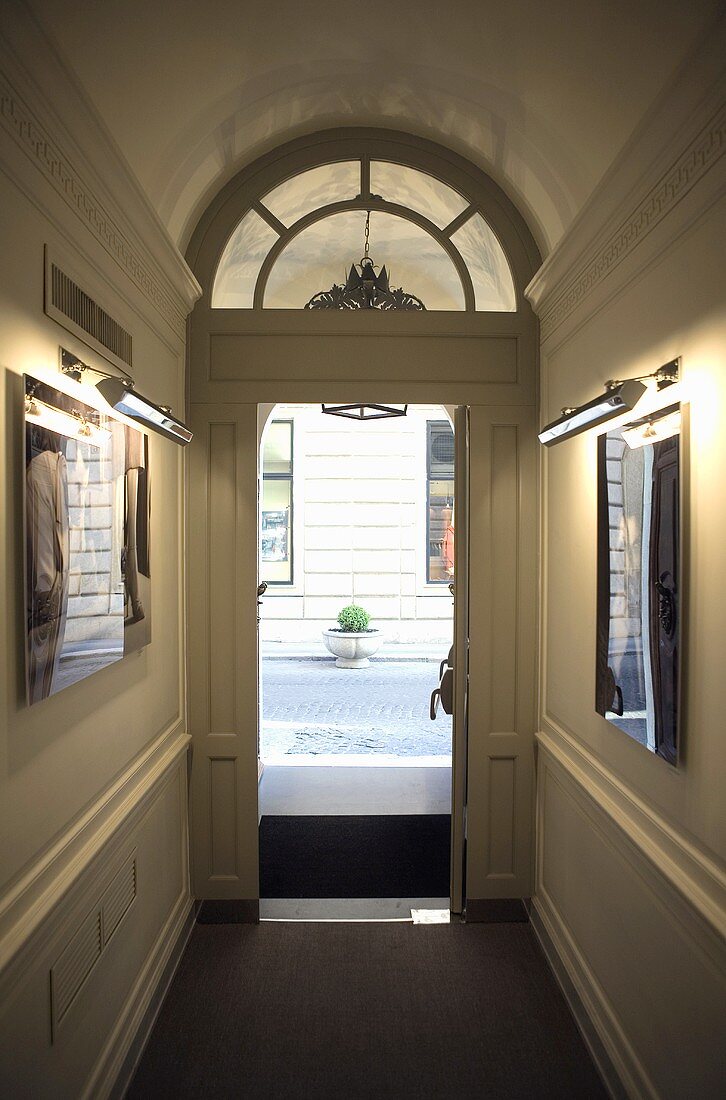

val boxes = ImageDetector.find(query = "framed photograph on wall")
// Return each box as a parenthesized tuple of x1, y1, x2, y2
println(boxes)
(24, 374, 151, 705)
(595, 402, 685, 765)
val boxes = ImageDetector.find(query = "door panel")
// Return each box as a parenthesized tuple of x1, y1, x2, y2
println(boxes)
(188, 404, 260, 909)
(450, 405, 469, 913)
(465, 406, 538, 909)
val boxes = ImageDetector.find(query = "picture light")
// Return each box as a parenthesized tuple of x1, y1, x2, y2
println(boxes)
(538, 359, 679, 447)
(61, 349, 193, 445)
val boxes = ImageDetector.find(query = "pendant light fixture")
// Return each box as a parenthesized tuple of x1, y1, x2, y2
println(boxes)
(305, 211, 425, 311)
(321, 403, 409, 421)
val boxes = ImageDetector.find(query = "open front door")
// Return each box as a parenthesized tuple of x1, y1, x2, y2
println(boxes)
(450, 405, 469, 914)
(464, 405, 538, 917)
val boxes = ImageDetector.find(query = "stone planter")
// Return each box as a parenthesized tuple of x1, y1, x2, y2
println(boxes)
(322, 628, 383, 668)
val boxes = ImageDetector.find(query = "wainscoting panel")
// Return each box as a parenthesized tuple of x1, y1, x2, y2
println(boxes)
(0, 744, 191, 1100)
(534, 739, 726, 1100)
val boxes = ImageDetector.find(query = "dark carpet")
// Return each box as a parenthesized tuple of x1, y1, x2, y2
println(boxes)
(259, 814, 451, 898)
(127, 922, 607, 1100)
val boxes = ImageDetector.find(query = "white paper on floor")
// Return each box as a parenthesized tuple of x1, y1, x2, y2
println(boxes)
(410, 908, 450, 924)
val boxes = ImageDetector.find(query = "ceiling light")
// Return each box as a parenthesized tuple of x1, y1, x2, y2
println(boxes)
(622, 404, 681, 449)
(321, 403, 409, 421)
(538, 358, 680, 447)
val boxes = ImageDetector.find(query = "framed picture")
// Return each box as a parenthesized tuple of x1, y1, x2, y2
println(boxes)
(595, 402, 684, 764)
(24, 374, 151, 705)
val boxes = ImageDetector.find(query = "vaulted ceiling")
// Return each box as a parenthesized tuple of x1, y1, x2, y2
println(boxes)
(28, 0, 719, 256)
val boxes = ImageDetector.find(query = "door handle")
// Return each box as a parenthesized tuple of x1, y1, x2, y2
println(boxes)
(431, 666, 454, 719)
(256, 581, 268, 624)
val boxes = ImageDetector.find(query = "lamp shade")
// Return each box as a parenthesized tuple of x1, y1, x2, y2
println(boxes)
(538, 379, 646, 446)
(95, 377, 192, 444)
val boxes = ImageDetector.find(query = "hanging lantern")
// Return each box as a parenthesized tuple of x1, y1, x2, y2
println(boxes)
(321, 403, 409, 421)
(305, 211, 425, 311)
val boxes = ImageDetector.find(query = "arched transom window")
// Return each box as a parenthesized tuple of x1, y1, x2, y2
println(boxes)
(211, 159, 517, 311)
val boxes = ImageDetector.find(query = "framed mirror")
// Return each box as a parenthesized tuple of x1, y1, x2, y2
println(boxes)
(595, 402, 684, 764)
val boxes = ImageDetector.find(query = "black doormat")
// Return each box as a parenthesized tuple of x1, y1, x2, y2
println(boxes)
(259, 814, 450, 898)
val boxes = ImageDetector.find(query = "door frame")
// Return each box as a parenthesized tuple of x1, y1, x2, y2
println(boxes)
(184, 128, 540, 921)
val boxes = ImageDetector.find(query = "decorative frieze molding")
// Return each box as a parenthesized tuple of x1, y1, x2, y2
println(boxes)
(533, 101, 726, 345)
(0, 70, 198, 340)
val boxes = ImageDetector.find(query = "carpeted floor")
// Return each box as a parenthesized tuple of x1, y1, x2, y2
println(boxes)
(259, 814, 451, 898)
(127, 921, 607, 1099)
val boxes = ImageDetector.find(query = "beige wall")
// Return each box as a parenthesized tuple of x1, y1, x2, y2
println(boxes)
(0, 11, 198, 1096)
(528, 24, 726, 1097)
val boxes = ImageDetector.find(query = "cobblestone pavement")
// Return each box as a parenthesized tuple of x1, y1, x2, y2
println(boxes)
(261, 659, 451, 757)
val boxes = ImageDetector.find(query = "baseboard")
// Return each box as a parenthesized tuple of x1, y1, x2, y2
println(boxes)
(87, 893, 195, 1100)
(196, 898, 260, 924)
(465, 897, 529, 922)
(530, 896, 645, 1100)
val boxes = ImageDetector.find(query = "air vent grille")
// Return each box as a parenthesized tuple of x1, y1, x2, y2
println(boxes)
(51, 910, 103, 1029)
(44, 248, 133, 370)
(102, 855, 137, 945)
(50, 853, 137, 1039)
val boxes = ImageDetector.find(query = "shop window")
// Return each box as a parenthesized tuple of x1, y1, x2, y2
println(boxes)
(261, 420, 293, 584)
(427, 420, 455, 583)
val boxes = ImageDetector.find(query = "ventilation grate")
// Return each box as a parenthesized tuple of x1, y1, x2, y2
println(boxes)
(101, 855, 137, 946)
(44, 247, 133, 370)
(50, 853, 137, 1039)
(51, 909, 103, 1031)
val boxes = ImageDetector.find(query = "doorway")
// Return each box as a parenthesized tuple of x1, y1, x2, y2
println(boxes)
(185, 130, 540, 922)
(257, 403, 456, 918)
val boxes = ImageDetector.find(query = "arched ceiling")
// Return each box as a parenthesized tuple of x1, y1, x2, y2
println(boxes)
(28, 0, 719, 256)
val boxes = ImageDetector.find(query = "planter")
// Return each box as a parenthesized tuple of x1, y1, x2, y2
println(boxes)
(322, 628, 383, 668)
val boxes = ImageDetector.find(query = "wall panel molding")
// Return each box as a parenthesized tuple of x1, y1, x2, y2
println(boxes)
(534, 749, 726, 1098)
(0, 721, 190, 984)
(526, 20, 726, 349)
(537, 722, 726, 943)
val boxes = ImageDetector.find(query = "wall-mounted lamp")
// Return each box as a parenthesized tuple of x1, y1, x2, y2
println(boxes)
(25, 389, 112, 448)
(60, 349, 193, 445)
(622, 403, 681, 449)
(538, 359, 680, 447)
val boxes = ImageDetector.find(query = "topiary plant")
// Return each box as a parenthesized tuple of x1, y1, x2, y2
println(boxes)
(336, 604, 371, 632)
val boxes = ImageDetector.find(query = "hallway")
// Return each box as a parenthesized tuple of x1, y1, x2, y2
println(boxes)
(128, 921, 606, 1099)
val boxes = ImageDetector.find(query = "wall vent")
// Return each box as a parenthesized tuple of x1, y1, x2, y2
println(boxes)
(101, 855, 136, 946)
(50, 910, 102, 1033)
(44, 246, 133, 372)
(50, 853, 137, 1039)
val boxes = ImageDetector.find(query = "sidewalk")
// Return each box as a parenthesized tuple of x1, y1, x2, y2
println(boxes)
(260, 658, 452, 758)
(261, 639, 449, 663)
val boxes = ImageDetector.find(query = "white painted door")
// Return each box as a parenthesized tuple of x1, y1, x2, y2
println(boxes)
(450, 405, 469, 913)
(464, 405, 538, 913)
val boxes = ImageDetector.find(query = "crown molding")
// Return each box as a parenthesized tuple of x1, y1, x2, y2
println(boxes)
(0, 2, 200, 338)
(526, 13, 726, 349)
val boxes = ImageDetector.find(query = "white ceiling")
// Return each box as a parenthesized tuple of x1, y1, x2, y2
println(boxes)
(28, 0, 719, 256)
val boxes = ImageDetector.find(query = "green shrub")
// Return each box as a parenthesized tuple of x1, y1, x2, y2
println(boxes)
(336, 604, 371, 632)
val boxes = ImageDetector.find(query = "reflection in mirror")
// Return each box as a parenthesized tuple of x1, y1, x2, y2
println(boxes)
(595, 403, 682, 764)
